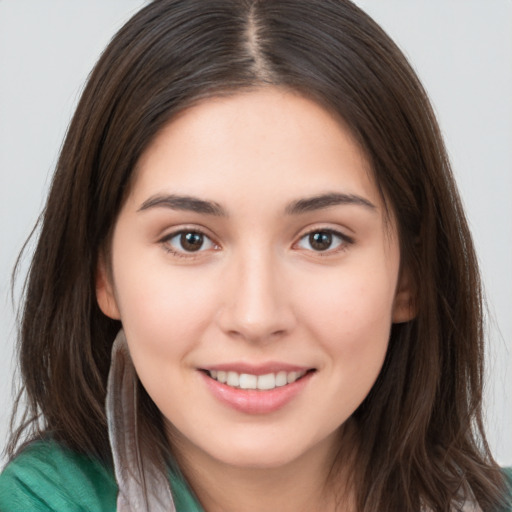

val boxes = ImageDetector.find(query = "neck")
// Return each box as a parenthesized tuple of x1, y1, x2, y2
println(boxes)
(169, 421, 358, 512)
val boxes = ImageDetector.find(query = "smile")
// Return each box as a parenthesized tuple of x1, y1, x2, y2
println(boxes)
(206, 369, 309, 391)
(201, 367, 316, 414)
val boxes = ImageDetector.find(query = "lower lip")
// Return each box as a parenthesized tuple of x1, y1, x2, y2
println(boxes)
(201, 371, 314, 414)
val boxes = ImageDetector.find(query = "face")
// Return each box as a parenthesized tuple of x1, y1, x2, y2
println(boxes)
(97, 88, 414, 472)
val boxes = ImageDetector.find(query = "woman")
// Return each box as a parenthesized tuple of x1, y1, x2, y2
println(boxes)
(0, 0, 510, 510)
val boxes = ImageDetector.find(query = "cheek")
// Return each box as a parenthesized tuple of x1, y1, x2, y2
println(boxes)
(112, 268, 220, 412)
(297, 262, 396, 363)
(111, 257, 219, 361)
(300, 268, 395, 419)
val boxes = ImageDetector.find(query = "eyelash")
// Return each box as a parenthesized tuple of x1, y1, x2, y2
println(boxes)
(294, 228, 354, 256)
(160, 228, 218, 259)
(159, 227, 354, 259)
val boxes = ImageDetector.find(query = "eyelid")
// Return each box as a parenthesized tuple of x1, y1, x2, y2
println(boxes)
(159, 226, 220, 257)
(293, 226, 354, 254)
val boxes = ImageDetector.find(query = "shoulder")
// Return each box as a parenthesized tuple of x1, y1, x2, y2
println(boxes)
(0, 439, 117, 512)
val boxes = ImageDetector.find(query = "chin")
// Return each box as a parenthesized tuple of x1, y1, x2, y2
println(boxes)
(212, 445, 309, 470)
(201, 426, 339, 472)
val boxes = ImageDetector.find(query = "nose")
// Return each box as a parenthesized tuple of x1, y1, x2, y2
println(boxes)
(216, 250, 296, 344)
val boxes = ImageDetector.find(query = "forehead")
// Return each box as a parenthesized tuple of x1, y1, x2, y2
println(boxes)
(130, 87, 381, 213)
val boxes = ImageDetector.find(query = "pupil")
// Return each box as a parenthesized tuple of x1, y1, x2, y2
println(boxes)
(181, 232, 203, 251)
(310, 231, 332, 251)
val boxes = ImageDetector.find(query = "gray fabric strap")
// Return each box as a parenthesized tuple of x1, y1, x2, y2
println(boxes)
(106, 329, 176, 512)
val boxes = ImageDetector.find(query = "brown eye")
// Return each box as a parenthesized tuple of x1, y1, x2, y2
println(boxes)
(164, 230, 216, 254)
(309, 231, 333, 251)
(180, 232, 204, 251)
(296, 229, 350, 253)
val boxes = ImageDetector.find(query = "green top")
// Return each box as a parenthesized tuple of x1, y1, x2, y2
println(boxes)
(501, 468, 512, 512)
(0, 441, 511, 511)
(0, 440, 204, 512)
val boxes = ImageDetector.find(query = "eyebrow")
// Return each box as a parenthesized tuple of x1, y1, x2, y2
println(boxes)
(285, 192, 376, 215)
(138, 194, 227, 216)
(137, 191, 376, 217)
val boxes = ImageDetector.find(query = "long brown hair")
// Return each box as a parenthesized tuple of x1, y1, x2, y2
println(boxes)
(8, 0, 509, 510)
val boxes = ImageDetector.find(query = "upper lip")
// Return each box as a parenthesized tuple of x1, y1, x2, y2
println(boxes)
(199, 362, 315, 375)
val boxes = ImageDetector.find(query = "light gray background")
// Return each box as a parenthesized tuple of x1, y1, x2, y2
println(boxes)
(1, 1, 511, 465)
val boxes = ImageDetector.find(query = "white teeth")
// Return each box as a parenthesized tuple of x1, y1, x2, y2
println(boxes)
(227, 371, 239, 387)
(275, 371, 288, 387)
(287, 371, 299, 384)
(239, 373, 257, 390)
(257, 373, 275, 390)
(208, 369, 309, 390)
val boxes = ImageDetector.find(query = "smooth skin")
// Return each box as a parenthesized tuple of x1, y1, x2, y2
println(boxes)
(97, 88, 415, 512)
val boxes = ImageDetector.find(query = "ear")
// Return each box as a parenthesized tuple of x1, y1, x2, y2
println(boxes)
(95, 255, 121, 320)
(392, 268, 417, 324)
